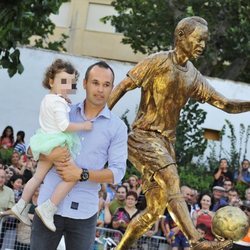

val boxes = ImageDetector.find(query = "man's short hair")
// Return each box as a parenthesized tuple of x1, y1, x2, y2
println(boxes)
(84, 61, 115, 84)
(174, 16, 208, 45)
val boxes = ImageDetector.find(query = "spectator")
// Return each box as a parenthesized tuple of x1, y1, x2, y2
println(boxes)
(192, 193, 214, 241)
(235, 159, 250, 186)
(13, 131, 26, 156)
(9, 152, 24, 175)
(0, 126, 14, 149)
(181, 185, 193, 215)
(106, 183, 117, 202)
(109, 185, 127, 215)
(7, 174, 24, 203)
(4, 166, 16, 184)
(196, 223, 208, 239)
(233, 200, 250, 249)
(211, 186, 228, 212)
(0, 168, 15, 214)
(161, 209, 190, 250)
(128, 175, 142, 196)
(213, 158, 233, 187)
(112, 191, 140, 234)
(245, 188, 250, 201)
(223, 180, 234, 200)
(0, 172, 21, 249)
(227, 188, 241, 207)
(190, 188, 200, 216)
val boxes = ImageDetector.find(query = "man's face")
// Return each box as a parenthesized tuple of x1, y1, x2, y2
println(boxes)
(228, 191, 238, 203)
(245, 189, 250, 201)
(83, 66, 113, 108)
(0, 169, 6, 188)
(116, 187, 127, 201)
(213, 190, 224, 200)
(182, 187, 193, 204)
(223, 181, 233, 191)
(180, 24, 208, 60)
(242, 160, 250, 171)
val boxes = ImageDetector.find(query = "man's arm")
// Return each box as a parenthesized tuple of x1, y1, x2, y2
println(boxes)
(55, 162, 115, 183)
(108, 77, 137, 110)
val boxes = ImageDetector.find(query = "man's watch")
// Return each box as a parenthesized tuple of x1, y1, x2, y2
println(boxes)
(79, 168, 89, 182)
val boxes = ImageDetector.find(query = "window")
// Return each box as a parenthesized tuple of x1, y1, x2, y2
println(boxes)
(204, 128, 221, 141)
(86, 3, 117, 33)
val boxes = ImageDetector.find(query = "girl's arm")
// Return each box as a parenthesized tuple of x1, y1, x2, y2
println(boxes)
(65, 120, 92, 132)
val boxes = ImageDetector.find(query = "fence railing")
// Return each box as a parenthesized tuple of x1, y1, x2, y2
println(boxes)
(0, 215, 170, 250)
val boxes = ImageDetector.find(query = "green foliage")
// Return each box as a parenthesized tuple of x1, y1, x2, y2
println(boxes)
(0, 148, 13, 166)
(0, 0, 68, 77)
(104, 0, 250, 82)
(219, 120, 250, 172)
(175, 99, 207, 166)
(179, 164, 213, 191)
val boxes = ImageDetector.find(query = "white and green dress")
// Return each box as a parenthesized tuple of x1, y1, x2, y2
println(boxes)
(30, 94, 80, 161)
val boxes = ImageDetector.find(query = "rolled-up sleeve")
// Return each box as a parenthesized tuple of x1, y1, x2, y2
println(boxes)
(108, 123, 128, 184)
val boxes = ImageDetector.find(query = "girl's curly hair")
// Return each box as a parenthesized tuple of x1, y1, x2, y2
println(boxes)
(42, 59, 79, 89)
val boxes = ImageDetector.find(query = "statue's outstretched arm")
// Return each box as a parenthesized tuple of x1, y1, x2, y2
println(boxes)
(108, 77, 137, 110)
(208, 90, 250, 114)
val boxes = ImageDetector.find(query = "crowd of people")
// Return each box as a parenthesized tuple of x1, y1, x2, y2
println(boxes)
(1, 126, 249, 249)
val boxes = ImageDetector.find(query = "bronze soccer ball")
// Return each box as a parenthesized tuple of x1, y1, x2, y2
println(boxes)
(212, 206, 249, 241)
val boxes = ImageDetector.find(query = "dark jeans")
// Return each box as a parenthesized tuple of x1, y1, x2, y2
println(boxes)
(30, 213, 97, 250)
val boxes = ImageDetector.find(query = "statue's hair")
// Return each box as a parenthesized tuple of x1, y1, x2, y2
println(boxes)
(174, 16, 208, 45)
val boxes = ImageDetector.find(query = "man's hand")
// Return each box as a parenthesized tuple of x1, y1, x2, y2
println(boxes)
(40, 146, 70, 163)
(55, 160, 81, 182)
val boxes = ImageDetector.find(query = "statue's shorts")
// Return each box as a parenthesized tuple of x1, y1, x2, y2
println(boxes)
(128, 129, 176, 193)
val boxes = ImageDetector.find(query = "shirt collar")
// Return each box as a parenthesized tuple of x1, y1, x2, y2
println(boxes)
(76, 101, 111, 120)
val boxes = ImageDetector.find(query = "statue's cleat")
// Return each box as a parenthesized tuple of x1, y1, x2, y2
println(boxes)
(191, 239, 233, 250)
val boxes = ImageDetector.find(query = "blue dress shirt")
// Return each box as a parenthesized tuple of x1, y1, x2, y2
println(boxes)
(38, 102, 128, 219)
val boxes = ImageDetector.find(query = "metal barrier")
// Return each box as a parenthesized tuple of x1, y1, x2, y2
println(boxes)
(0, 216, 169, 250)
(93, 227, 170, 250)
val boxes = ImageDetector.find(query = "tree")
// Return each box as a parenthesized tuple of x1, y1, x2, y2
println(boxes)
(175, 99, 207, 166)
(103, 0, 250, 83)
(0, 0, 68, 77)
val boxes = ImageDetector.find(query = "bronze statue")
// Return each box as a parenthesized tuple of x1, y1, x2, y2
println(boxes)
(108, 16, 250, 250)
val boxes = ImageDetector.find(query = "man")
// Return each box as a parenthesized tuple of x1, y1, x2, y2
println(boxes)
(236, 159, 250, 186)
(211, 186, 228, 212)
(30, 61, 128, 250)
(0, 168, 15, 214)
(0, 168, 15, 248)
(227, 188, 241, 207)
(223, 180, 234, 200)
(245, 188, 250, 201)
(213, 158, 234, 187)
(109, 185, 127, 215)
(108, 16, 250, 249)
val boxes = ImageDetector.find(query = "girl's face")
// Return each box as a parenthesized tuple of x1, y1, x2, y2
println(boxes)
(51, 71, 76, 95)
(125, 195, 137, 208)
(200, 195, 211, 210)
(129, 177, 137, 187)
(12, 178, 23, 191)
(5, 168, 14, 180)
(6, 128, 12, 136)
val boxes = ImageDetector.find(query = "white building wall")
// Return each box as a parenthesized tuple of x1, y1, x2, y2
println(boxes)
(0, 47, 249, 160)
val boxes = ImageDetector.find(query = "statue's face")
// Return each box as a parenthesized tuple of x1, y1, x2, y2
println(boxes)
(180, 24, 208, 60)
